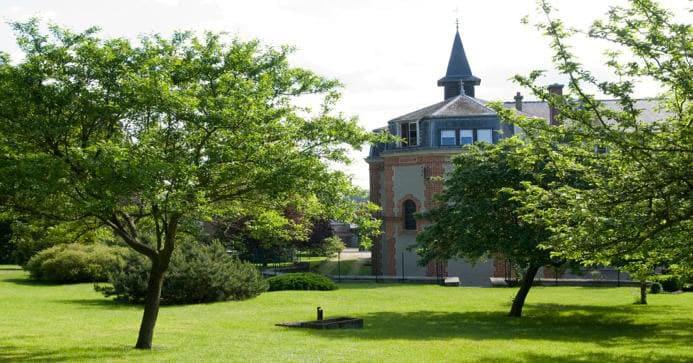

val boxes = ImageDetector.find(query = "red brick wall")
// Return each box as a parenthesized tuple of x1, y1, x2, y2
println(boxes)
(368, 162, 384, 276)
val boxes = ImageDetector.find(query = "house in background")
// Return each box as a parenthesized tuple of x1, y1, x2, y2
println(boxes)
(330, 221, 359, 249)
(366, 28, 664, 285)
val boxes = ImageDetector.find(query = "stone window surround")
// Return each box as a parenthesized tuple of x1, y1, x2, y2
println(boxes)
(396, 194, 422, 235)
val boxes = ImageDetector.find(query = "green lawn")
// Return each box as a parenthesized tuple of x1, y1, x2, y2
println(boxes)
(1, 265, 692, 362)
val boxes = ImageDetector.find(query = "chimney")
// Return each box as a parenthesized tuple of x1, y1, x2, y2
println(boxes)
(547, 83, 564, 126)
(513, 92, 523, 111)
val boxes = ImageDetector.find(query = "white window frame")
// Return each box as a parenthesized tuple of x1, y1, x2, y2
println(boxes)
(477, 129, 493, 144)
(440, 129, 456, 146)
(399, 121, 419, 147)
(460, 129, 474, 145)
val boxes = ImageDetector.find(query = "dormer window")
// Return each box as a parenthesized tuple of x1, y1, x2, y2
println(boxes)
(477, 129, 493, 144)
(440, 130, 456, 146)
(460, 130, 474, 145)
(400, 122, 419, 147)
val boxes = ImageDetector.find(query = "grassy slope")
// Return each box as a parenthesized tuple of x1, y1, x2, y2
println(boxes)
(1, 265, 691, 362)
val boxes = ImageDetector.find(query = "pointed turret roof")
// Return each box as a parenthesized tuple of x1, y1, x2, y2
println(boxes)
(437, 30, 480, 86)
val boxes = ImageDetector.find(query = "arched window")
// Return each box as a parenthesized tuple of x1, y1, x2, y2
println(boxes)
(403, 200, 417, 230)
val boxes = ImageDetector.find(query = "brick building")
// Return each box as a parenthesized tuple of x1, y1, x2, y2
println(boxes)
(366, 28, 506, 285)
(365, 28, 663, 285)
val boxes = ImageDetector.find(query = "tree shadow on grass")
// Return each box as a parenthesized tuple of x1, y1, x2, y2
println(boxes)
(0, 266, 22, 271)
(0, 344, 139, 362)
(2, 278, 61, 286)
(520, 351, 692, 363)
(300, 303, 693, 354)
(53, 297, 141, 310)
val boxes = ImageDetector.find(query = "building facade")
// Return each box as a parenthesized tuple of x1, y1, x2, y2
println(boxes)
(367, 29, 509, 285)
(367, 29, 663, 286)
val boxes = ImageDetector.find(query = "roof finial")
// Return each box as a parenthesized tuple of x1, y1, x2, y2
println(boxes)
(454, 7, 460, 32)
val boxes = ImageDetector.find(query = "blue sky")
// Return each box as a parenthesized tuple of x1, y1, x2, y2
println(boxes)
(1, 0, 689, 189)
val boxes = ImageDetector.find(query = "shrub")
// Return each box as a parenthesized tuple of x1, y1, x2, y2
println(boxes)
(25, 243, 129, 283)
(97, 241, 267, 304)
(650, 282, 662, 294)
(11, 221, 110, 266)
(267, 272, 337, 291)
(653, 275, 683, 292)
(321, 236, 346, 258)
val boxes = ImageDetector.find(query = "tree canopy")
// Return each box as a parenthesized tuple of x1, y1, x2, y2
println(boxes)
(0, 20, 384, 348)
(490, 0, 691, 301)
(416, 138, 558, 317)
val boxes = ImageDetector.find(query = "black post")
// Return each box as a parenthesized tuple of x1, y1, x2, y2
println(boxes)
(617, 269, 621, 287)
(317, 307, 323, 321)
(401, 252, 405, 281)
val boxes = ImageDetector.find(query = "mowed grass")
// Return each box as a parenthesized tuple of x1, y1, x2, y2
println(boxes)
(1, 265, 692, 362)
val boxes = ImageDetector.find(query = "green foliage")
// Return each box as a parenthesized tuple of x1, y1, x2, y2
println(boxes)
(652, 275, 683, 292)
(416, 138, 556, 269)
(415, 138, 570, 316)
(0, 20, 386, 345)
(98, 241, 267, 304)
(320, 236, 345, 258)
(266, 272, 337, 291)
(488, 0, 692, 278)
(10, 220, 109, 266)
(25, 243, 129, 283)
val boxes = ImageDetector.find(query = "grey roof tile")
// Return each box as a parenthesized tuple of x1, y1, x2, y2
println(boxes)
(502, 99, 667, 123)
(391, 95, 496, 122)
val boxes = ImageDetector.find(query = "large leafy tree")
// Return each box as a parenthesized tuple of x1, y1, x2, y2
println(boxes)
(0, 21, 382, 348)
(491, 0, 692, 303)
(416, 139, 559, 317)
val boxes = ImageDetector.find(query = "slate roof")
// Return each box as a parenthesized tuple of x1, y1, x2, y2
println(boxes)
(437, 31, 480, 86)
(502, 99, 667, 123)
(390, 95, 496, 122)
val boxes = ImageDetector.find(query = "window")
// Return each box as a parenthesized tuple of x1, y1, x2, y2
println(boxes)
(460, 129, 474, 145)
(440, 130, 456, 146)
(403, 200, 417, 230)
(595, 145, 608, 154)
(477, 129, 493, 144)
(400, 122, 418, 147)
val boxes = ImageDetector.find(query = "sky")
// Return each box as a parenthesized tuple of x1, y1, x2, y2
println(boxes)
(0, 0, 689, 189)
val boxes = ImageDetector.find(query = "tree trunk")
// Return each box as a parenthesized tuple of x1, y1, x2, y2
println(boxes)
(135, 262, 166, 349)
(508, 264, 540, 318)
(639, 279, 648, 305)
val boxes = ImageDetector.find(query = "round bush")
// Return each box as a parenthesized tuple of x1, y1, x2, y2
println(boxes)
(654, 275, 683, 292)
(650, 282, 662, 294)
(25, 243, 129, 283)
(97, 241, 267, 305)
(267, 272, 337, 291)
